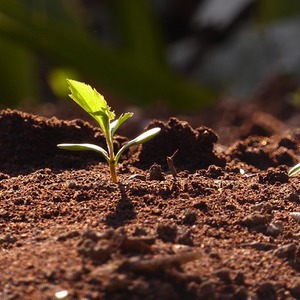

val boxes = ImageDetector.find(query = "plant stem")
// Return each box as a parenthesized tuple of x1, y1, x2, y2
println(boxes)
(106, 137, 118, 183)
(109, 161, 118, 183)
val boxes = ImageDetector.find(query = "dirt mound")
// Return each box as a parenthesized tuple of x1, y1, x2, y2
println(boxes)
(226, 134, 299, 170)
(0, 111, 226, 175)
(137, 117, 225, 171)
(0, 110, 126, 175)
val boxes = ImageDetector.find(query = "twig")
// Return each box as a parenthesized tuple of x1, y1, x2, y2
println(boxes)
(118, 250, 203, 272)
(167, 149, 178, 179)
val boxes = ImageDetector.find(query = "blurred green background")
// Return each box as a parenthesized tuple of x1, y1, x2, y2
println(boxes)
(0, 0, 300, 112)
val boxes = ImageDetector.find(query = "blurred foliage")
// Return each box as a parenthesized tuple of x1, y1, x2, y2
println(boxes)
(0, 0, 215, 111)
(258, 0, 300, 23)
(293, 89, 300, 109)
(48, 68, 79, 99)
(0, 36, 36, 106)
(0, 0, 299, 111)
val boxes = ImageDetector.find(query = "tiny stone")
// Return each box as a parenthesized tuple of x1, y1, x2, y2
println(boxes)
(149, 163, 165, 181)
(207, 165, 224, 178)
(199, 281, 216, 299)
(176, 228, 193, 246)
(82, 229, 113, 241)
(256, 282, 277, 300)
(250, 202, 273, 214)
(56, 230, 80, 242)
(233, 286, 248, 300)
(287, 193, 300, 203)
(172, 244, 192, 253)
(290, 212, 300, 222)
(214, 268, 232, 284)
(0, 234, 17, 245)
(157, 223, 177, 242)
(209, 252, 221, 259)
(240, 213, 270, 228)
(225, 203, 237, 210)
(234, 272, 245, 285)
(193, 200, 209, 212)
(182, 209, 197, 225)
(44, 270, 57, 282)
(102, 274, 130, 292)
(291, 282, 300, 298)
(55, 290, 69, 299)
(241, 241, 277, 251)
(292, 233, 300, 240)
(273, 243, 297, 259)
(265, 221, 284, 237)
(77, 239, 111, 263)
(132, 227, 147, 236)
(65, 269, 82, 282)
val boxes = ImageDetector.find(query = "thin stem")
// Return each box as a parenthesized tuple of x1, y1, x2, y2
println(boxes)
(107, 137, 118, 183)
(109, 161, 118, 183)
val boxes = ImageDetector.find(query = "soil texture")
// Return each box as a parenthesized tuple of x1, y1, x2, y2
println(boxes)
(0, 86, 300, 300)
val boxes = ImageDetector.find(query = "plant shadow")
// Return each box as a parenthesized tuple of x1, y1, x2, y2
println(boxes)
(104, 183, 137, 228)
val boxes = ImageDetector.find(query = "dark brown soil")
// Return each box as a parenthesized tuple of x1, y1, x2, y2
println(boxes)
(0, 88, 300, 299)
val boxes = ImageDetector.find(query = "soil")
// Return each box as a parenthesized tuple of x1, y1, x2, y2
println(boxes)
(1, 76, 300, 300)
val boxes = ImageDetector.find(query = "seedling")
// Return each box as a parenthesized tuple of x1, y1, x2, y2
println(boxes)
(289, 163, 300, 177)
(57, 79, 161, 183)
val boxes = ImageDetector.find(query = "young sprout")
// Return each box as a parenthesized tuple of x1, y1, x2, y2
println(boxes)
(57, 79, 161, 183)
(288, 163, 300, 177)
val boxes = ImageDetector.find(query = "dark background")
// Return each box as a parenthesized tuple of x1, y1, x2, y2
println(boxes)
(0, 0, 300, 114)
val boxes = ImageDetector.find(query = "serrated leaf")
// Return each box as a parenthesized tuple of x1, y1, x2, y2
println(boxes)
(115, 127, 161, 163)
(110, 112, 133, 136)
(288, 163, 300, 177)
(57, 143, 109, 162)
(67, 79, 115, 137)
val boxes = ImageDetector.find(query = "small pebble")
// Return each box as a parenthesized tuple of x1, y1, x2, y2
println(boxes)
(77, 239, 111, 263)
(56, 230, 80, 242)
(233, 286, 248, 300)
(234, 272, 245, 285)
(198, 281, 216, 299)
(240, 214, 270, 228)
(287, 193, 300, 203)
(250, 202, 273, 214)
(273, 243, 297, 259)
(182, 209, 197, 225)
(256, 282, 277, 300)
(65, 269, 82, 281)
(291, 282, 300, 298)
(241, 241, 277, 251)
(149, 163, 165, 181)
(265, 221, 284, 237)
(157, 223, 177, 242)
(55, 290, 69, 299)
(0, 234, 17, 244)
(290, 212, 300, 222)
(214, 268, 232, 284)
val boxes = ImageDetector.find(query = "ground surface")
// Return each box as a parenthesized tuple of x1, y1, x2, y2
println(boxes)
(0, 76, 300, 299)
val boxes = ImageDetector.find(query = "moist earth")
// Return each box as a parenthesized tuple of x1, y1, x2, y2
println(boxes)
(0, 92, 300, 300)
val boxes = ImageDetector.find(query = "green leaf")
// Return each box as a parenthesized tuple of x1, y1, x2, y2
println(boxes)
(110, 112, 133, 136)
(57, 143, 109, 163)
(115, 127, 160, 163)
(288, 163, 300, 177)
(67, 79, 115, 137)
